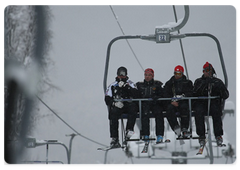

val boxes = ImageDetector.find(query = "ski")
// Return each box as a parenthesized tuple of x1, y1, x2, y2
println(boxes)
(141, 142, 149, 153)
(176, 132, 192, 140)
(155, 139, 171, 145)
(196, 144, 205, 155)
(196, 139, 207, 155)
(97, 145, 122, 151)
(217, 143, 226, 147)
(176, 136, 191, 140)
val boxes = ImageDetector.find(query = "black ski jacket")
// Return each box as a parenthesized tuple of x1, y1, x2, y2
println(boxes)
(136, 79, 163, 101)
(164, 75, 193, 104)
(193, 75, 229, 101)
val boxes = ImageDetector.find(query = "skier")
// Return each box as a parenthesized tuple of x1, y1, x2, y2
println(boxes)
(136, 68, 165, 144)
(193, 62, 229, 146)
(164, 65, 193, 137)
(105, 66, 138, 148)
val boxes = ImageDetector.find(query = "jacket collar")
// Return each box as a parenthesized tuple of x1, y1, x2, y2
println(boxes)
(144, 79, 154, 85)
(170, 74, 187, 82)
(115, 76, 129, 82)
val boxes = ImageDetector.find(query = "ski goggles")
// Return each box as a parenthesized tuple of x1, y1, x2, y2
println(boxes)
(203, 67, 213, 73)
(174, 71, 182, 77)
(119, 71, 126, 76)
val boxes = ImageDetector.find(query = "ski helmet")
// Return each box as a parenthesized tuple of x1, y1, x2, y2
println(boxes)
(144, 68, 154, 77)
(117, 66, 127, 76)
(203, 62, 213, 71)
(203, 62, 216, 75)
(174, 65, 184, 73)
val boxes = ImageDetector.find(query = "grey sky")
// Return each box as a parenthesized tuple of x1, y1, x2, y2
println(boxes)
(23, 5, 236, 164)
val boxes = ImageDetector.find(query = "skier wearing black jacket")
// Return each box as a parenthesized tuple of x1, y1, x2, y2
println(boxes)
(105, 66, 138, 148)
(193, 62, 229, 146)
(164, 65, 193, 137)
(136, 68, 165, 144)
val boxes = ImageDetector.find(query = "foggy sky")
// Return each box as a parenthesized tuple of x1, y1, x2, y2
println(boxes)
(21, 5, 236, 165)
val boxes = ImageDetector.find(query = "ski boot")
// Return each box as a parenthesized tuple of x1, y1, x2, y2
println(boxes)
(182, 128, 190, 138)
(126, 130, 134, 139)
(156, 135, 163, 144)
(143, 135, 150, 143)
(216, 136, 223, 146)
(174, 125, 181, 137)
(123, 130, 134, 147)
(199, 137, 206, 146)
(110, 138, 121, 148)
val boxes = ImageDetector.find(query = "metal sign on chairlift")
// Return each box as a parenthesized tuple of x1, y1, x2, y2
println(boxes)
(155, 28, 171, 43)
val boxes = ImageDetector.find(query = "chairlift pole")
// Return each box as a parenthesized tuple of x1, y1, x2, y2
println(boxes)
(46, 144, 49, 164)
(66, 133, 78, 164)
(188, 98, 193, 136)
(206, 83, 214, 164)
(170, 6, 190, 32)
(172, 5, 189, 80)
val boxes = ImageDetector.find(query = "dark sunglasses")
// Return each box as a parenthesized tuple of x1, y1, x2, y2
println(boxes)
(174, 72, 182, 76)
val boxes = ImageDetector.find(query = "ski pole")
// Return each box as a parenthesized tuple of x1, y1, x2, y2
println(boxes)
(207, 82, 214, 164)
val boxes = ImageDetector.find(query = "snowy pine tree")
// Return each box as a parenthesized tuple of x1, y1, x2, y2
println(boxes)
(4, 5, 53, 163)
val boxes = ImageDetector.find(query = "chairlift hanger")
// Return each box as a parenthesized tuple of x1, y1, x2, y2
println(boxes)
(103, 5, 228, 92)
(103, 6, 228, 164)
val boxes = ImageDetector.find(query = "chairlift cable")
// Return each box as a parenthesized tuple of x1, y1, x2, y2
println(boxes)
(172, 6, 189, 79)
(109, 6, 144, 71)
(36, 95, 107, 147)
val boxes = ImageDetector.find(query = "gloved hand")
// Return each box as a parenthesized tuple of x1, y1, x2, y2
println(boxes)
(176, 94, 185, 98)
(172, 95, 178, 102)
(114, 101, 124, 108)
(118, 81, 128, 88)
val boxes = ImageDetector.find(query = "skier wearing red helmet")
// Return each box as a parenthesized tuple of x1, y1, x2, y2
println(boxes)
(164, 65, 193, 138)
(136, 68, 165, 144)
(193, 62, 229, 147)
(174, 65, 184, 72)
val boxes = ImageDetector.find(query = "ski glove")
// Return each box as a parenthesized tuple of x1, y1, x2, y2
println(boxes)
(114, 101, 124, 108)
(172, 94, 185, 102)
(118, 81, 128, 88)
(176, 94, 185, 98)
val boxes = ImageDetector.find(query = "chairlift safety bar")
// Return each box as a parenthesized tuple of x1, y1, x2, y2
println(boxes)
(114, 96, 219, 134)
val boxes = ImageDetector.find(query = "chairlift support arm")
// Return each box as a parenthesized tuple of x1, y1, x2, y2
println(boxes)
(104, 35, 141, 92)
(171, 5, 190, 32)
(103, 33, 227, 92)
(104, 6, 190, 92)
